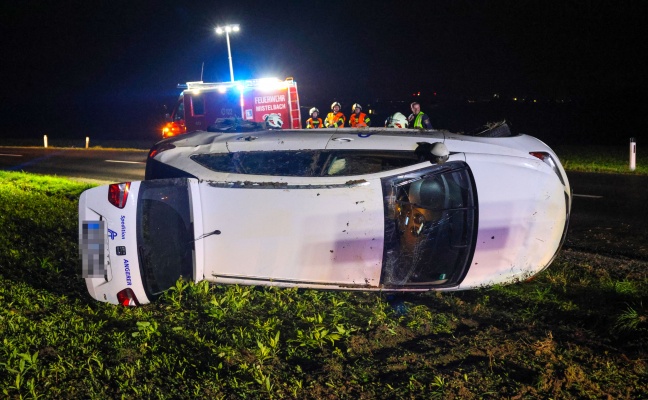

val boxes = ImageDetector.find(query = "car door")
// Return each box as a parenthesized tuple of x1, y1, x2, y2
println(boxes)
(197, 179, 386, 288)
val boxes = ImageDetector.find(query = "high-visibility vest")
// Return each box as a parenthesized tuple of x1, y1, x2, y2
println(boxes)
(325, 112, 345, 128)
(349, 112, 370, 128)
(411, 112, 430, 129)
(306, 118, 323, 129)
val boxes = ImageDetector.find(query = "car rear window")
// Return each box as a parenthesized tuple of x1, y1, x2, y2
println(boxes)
(190, 150, 422, 177)
(137, 178, 194, 299)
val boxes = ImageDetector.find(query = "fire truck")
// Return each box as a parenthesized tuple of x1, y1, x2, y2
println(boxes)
(162, 77, 301, 138)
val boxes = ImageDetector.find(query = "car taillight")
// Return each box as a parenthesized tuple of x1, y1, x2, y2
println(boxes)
(148, 143, 176, 159)
(529, 151, 549, 161)
(108, 182, 131, 209)
(117, 288, 139, 306)
(530, 151, 565, 186)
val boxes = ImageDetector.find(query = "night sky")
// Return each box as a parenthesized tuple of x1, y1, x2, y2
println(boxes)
(1, 1, 646, 144)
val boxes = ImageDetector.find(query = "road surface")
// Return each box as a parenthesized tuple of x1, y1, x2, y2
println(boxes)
(0, 147, 146, 182)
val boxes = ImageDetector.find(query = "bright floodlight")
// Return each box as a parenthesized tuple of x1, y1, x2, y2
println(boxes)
(214, 24, 240, 82)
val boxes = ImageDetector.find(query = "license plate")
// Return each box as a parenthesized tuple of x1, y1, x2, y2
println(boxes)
(81, 221, 106, 278)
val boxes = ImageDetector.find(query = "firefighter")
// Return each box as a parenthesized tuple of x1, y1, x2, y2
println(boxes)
(325, 102, 345, 128)
(408, 102, 433, 129)
(305, 107, 324, 129)
(348, 103, 371, 128)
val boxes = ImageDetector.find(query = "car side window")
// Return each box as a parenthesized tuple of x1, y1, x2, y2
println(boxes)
(192, 151, 322, 176)
(324, 151, 421, 176)
(190, 150, 422, 177)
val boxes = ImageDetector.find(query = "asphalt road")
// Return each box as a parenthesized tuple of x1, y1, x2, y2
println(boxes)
(1, 146, 646, 260)
(566, 171, 648, 260)
(0, 147, 147, 182)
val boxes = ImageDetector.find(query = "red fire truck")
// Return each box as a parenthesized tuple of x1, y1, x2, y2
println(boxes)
(162, 77, 301, 138)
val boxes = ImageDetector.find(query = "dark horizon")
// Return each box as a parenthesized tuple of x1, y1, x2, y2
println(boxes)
(1, 1, 646, 145)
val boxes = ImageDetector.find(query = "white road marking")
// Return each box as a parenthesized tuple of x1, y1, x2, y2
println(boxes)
(573, 194, 603, 199)
(0, 153, 23, 157)
(105, 160, 145, 164)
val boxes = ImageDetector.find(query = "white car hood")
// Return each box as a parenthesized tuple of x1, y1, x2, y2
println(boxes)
(459, 153, 568, 288)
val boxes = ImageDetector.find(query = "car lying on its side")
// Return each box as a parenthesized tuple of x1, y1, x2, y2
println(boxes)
(80, 125, 571, 305)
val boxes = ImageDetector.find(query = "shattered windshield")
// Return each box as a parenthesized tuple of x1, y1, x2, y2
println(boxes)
(190, 150, 422, 177)
(381, 162, 477, 287)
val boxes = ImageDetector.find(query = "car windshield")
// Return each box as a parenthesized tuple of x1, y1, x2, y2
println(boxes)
(381, 162, 477, 287)
(190, 150, 422, 177)
(137, 179, 194, 298)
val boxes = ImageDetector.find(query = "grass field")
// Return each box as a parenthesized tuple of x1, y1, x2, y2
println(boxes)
(0, 169, 647, 398)
(555, 145, 647, 175)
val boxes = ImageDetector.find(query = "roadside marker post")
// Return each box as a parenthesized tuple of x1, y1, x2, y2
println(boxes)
(86, 137, 90, 149)
(630, 137, 636, 171)
(43, 135, 48, 148)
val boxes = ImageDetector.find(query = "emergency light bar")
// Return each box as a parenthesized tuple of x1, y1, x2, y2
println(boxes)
(179, 77, 295, 91)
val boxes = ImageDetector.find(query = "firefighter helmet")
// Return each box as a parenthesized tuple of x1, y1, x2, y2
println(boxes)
(385, 112, 408, 128)
(331, 102, 341, 110)
(352, 103, 362, 111)
(430, 142, 449, 164)
(309, 107, 319, 116)
(264, 113, 283, 129)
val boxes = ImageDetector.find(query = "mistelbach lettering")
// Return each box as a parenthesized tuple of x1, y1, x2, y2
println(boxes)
(255, 103, 287, 112)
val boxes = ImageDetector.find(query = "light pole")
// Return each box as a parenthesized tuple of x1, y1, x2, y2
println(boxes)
(215, 24, 240, 82)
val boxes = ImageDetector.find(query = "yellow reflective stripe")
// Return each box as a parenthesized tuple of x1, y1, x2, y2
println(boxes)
(413, 113, 424, 128)
(326, 113, 344, 127)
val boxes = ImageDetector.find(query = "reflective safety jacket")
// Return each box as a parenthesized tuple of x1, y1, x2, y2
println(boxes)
(305, 118, 323, 129)
(325, 112, 345, 128)
(408, 112, 432, 129)
(349, 112, 371, 128)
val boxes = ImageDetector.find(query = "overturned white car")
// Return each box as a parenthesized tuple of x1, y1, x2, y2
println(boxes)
(80, 125, 571, 305)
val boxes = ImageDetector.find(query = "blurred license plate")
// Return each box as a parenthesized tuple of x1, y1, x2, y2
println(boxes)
(81, 221, 106, 278)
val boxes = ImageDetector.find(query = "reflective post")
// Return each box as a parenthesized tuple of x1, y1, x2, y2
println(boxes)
(86, 137, 90, 149)
(43, 135, 48, 148)
(629, 137, 636, 171)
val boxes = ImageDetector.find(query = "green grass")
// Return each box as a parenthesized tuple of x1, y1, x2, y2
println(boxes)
(555, 145, 648, 175)
(1, 171, 647, 398)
